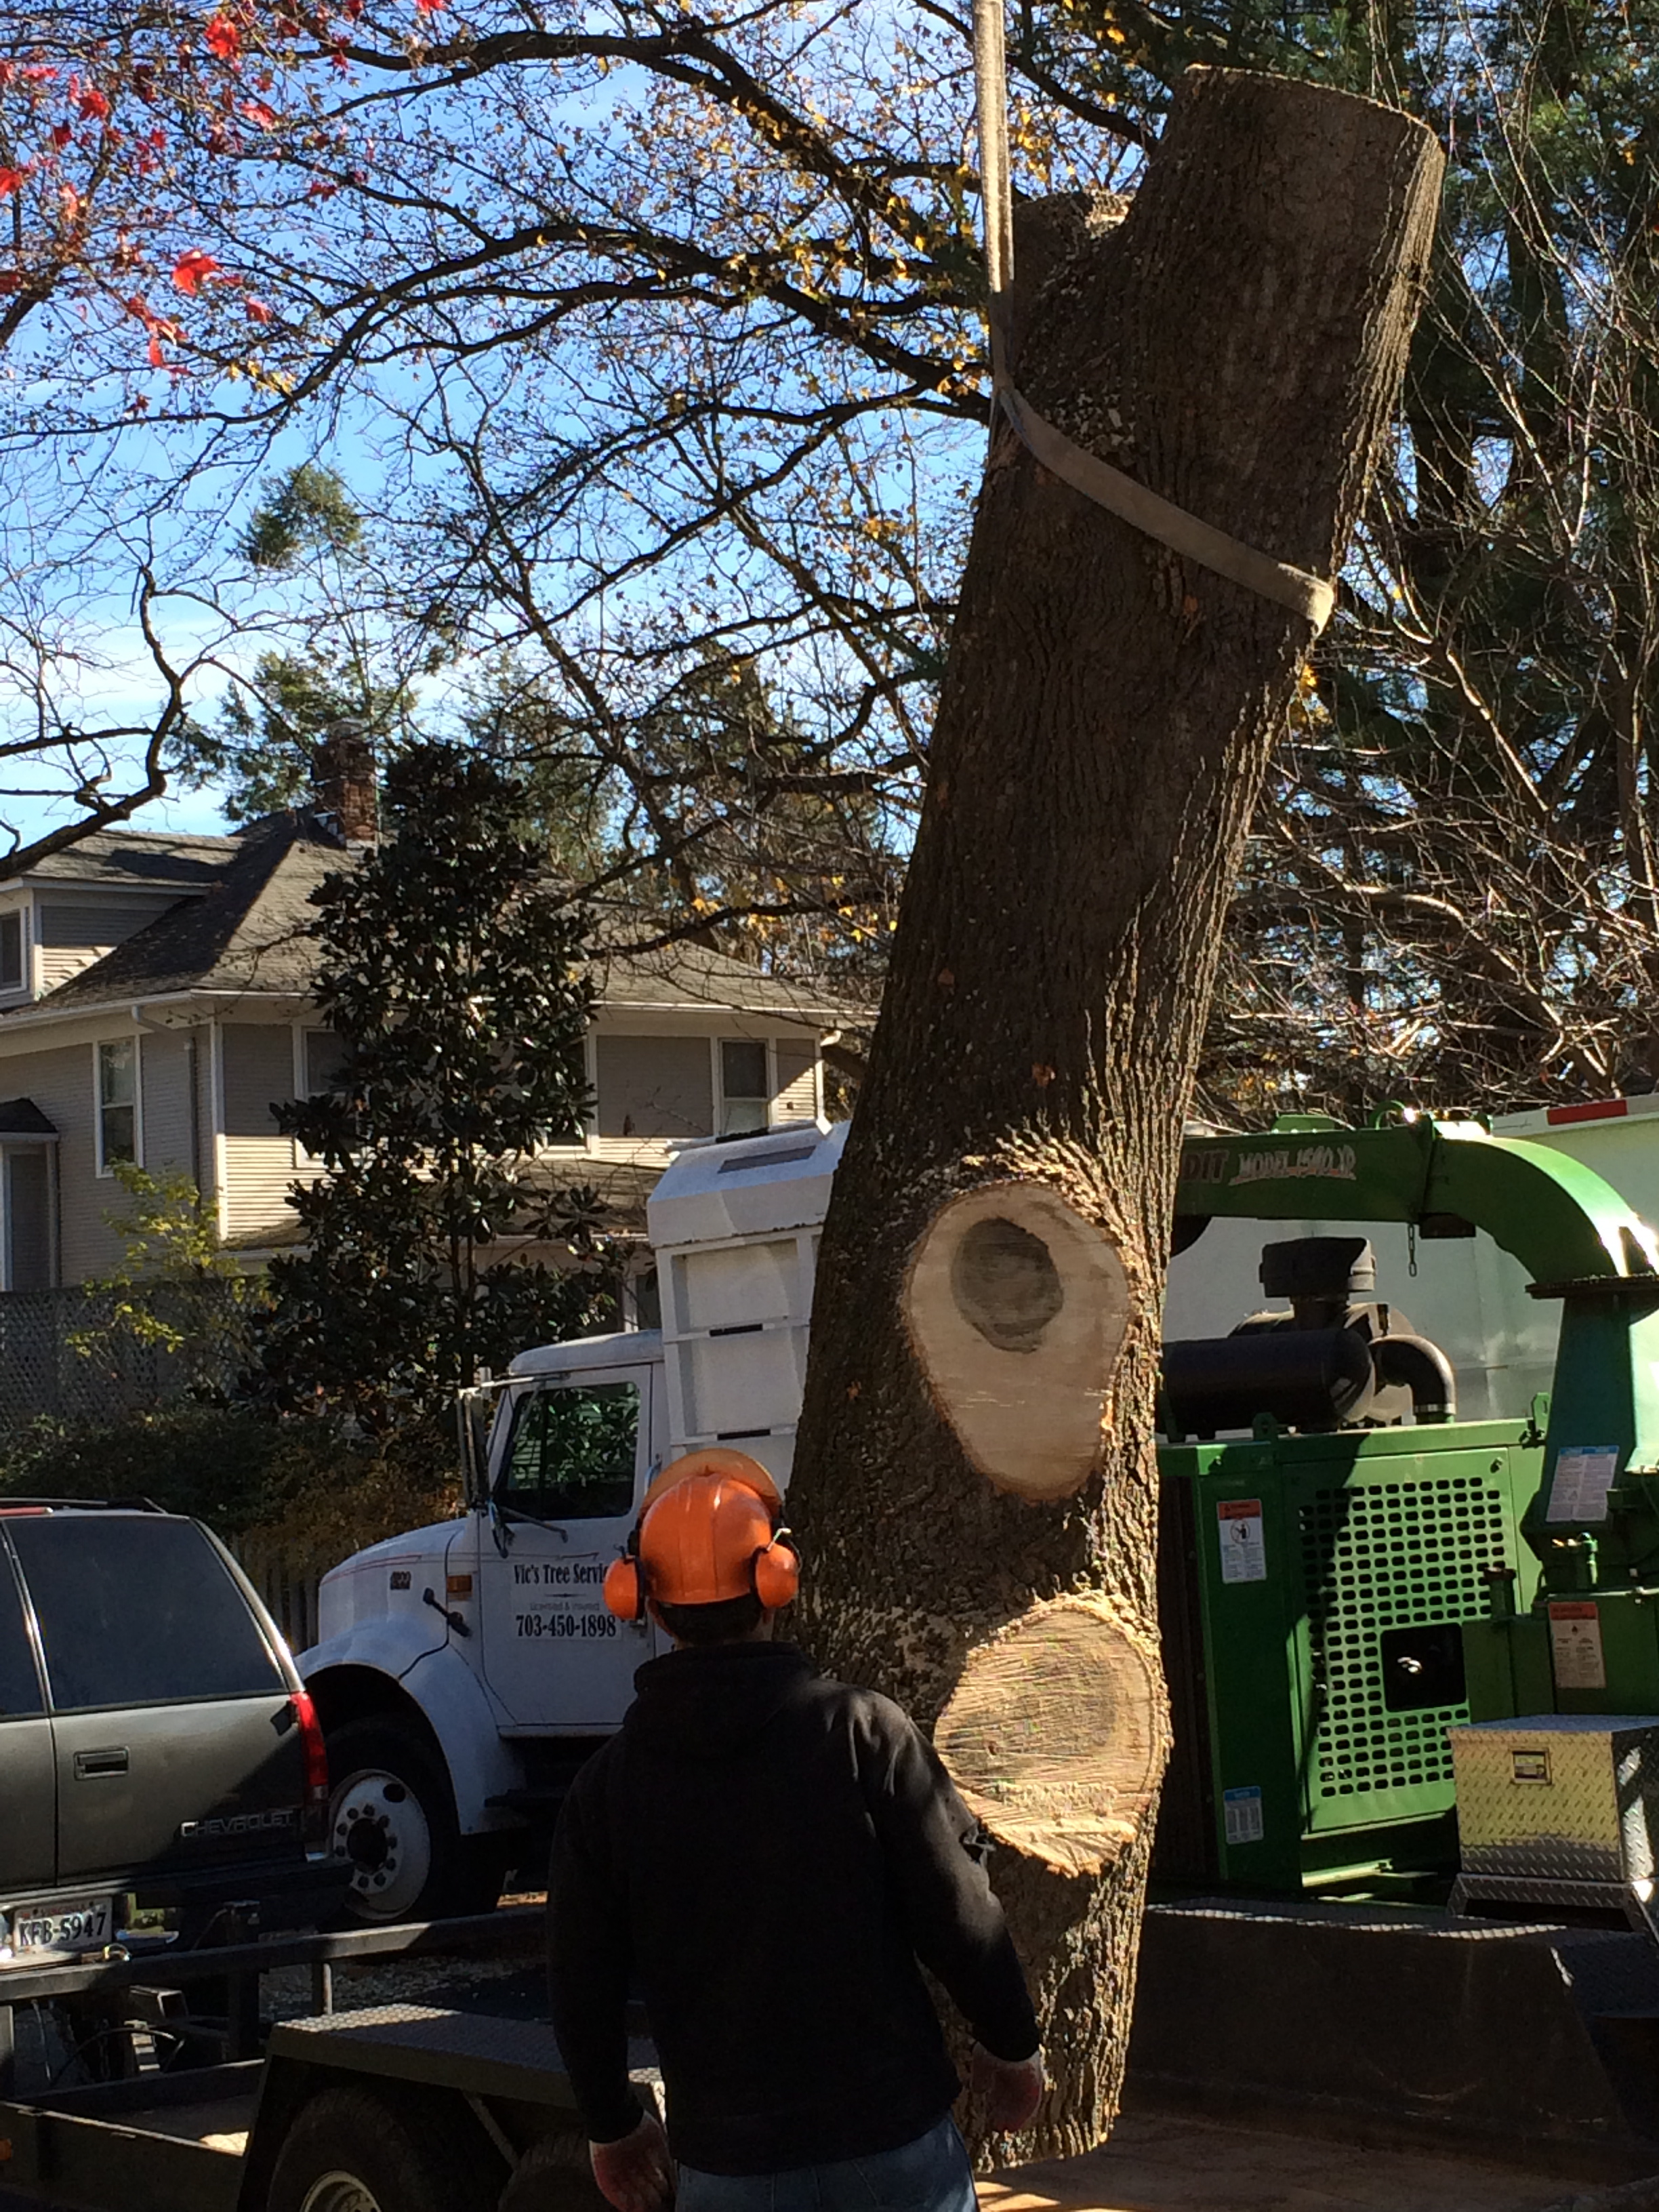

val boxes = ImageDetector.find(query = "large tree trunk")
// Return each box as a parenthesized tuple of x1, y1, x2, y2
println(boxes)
(787, 66, 1441, 2163)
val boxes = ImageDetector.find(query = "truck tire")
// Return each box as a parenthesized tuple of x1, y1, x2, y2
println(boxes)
(268, 2085, 501, 2212)
(325, 1715, 504, 1924)
(495, 2128, 609, 2211)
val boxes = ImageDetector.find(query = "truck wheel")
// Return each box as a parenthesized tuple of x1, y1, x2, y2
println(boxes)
(496, 2128, 609, 2211)
(268, 2085, 499, 2212)
(325, 1715, 503, 1923)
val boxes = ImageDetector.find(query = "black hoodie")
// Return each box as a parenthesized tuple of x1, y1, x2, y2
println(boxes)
(546, 1641, 1039, 2175)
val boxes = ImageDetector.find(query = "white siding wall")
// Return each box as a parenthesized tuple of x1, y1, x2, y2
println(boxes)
(220, 1022, 304, 1242)
(34, 893, 184, 994)
(139, 1027, 194, 1176)
(772, 1036, 820, 1123)
(0, 1040, 119, 1282)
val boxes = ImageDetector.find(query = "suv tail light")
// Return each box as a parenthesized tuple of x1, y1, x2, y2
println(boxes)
(291, 1689, 330, 1848)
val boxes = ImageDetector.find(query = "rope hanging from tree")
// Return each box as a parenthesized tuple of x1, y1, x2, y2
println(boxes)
(970, 3, 1337, 634)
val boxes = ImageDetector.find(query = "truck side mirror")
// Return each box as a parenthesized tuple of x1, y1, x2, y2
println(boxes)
(456, 1384, 497, 1508)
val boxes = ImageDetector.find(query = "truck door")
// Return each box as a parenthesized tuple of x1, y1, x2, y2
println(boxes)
(478, 1370, 655, 1729)
(0, 1530, 54, 1903)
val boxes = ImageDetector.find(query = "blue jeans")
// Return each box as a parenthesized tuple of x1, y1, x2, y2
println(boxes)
(676, 2114, 975, 2211)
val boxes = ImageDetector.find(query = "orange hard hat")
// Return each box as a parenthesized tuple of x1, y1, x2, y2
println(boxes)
(602, 1448, 798, 1617)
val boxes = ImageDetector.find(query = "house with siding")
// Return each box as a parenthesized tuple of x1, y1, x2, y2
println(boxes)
(0, 811, 844, 1290)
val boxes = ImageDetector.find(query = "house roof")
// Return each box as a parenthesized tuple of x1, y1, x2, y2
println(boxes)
(2, 819, 860, 1029)
(586, 922, 853, 1023)
(23, 815, 334, 1013)
(5, 827, 239, 891)
(0, 1098, 56, 1136)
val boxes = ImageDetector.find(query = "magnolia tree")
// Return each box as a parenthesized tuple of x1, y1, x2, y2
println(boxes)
(258, 739, 620, 1429)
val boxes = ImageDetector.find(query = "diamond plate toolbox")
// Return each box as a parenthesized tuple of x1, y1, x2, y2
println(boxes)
(1449, 1714, 1659, 1884)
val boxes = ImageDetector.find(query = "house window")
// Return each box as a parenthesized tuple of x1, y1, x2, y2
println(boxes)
(302, 1028, 350, 1099)
(0, 912, 22, 992)
(594, 1036, 714, 1140)
(719, 1040, 770, 1135)
(95, 1038, 140, 1173)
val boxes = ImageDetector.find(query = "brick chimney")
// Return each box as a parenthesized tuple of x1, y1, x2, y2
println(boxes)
(312, 719, 378, 847)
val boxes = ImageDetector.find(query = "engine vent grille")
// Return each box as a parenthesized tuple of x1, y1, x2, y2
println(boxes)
(1299, 1471, 1509, 1815)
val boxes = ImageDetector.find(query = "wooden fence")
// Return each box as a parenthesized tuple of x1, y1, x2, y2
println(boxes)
(233, 1536, 340, 1655)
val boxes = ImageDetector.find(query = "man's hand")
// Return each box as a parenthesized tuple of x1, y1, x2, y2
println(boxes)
(589, 2112, 674, 2212)
(970, 2043, 1046, 2133)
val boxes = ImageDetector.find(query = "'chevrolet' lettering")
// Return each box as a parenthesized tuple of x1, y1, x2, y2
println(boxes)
(178, 1807, 298, 1841)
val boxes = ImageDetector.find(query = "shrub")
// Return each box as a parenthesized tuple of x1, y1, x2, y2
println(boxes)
(0, 1406, 460, 1553)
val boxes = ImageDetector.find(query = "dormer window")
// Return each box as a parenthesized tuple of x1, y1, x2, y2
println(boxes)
(0, 912, 22, 991)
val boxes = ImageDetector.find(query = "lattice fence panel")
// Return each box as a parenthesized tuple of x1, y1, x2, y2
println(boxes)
(0, 1286, 240, 1429)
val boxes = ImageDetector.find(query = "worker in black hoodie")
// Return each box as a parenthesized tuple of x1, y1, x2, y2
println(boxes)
(546, 1447, 1043, 2212)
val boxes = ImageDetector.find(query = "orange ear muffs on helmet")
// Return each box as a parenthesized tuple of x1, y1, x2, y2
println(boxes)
(751, 1532, 799, 1610)
(602, 1551, 646, 1622)
(603, 1448, 799, 1620)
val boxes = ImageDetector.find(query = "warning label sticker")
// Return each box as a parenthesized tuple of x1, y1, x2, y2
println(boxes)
(1218, 1498, 1267, 1584)
(1223, 1786, 1265, 1845)
(1547, 1447, 1620, 1525)
(1548, 1601, 1607, 1691)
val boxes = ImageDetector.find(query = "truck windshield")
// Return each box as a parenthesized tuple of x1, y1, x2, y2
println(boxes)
(498, 1382, 639, 1521)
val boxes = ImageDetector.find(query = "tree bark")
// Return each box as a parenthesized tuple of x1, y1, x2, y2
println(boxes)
(786, 66, 1441, 2164)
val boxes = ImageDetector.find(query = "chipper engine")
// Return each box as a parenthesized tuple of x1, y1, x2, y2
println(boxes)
(1150, 1111, 1659, 1902)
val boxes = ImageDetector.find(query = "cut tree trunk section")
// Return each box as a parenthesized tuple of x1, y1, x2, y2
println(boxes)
(787, 65, 1441, 2164)
(903, 1182, 1130, 1499)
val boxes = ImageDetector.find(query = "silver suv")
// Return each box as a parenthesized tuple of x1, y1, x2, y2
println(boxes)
(1, 1501, 340, 1968)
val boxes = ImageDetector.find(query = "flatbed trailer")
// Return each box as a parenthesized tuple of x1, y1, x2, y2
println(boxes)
(0, 1908, 634, 2211)
(4, 1899, 1647, 2212)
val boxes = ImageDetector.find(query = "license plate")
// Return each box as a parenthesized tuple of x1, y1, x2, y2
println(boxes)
(5, 1896, 115, 1961)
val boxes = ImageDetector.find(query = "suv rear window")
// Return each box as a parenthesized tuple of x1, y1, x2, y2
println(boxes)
(9, 1516, 284, 1712)
(0, 1542, 43, 1719)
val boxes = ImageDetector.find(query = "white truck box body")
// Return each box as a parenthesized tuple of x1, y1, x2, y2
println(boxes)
(646, 1122, 847, 1490)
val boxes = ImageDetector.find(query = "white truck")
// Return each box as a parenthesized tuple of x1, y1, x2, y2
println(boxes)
(300, 1096, 1659, 1923)
(300, 1122, 846, 1921)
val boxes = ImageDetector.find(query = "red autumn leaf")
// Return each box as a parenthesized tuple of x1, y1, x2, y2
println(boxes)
(20, 65, 60, 81)
(239, 98, 279, 127)
(413, 0, 447, 17)
(0, 168, 25, 199)
(52, 123, 74, 148)
(147, 329, 167, 368)
(245, 295, 274, 323)
(77, 86, 111, 121)
(304, 177, 339, 198)
(171, 247, 222, 293)
(59, 182, 81, 222)
(204, 14, 242, 57)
